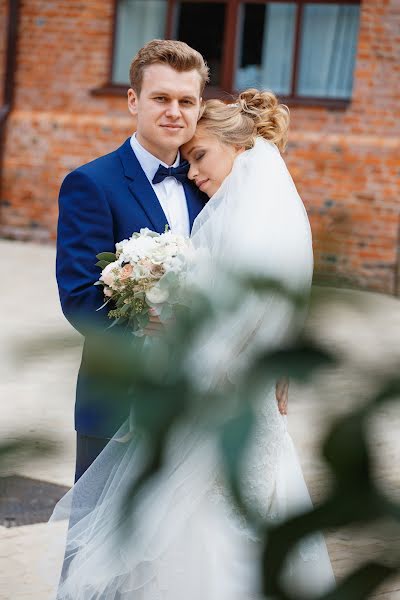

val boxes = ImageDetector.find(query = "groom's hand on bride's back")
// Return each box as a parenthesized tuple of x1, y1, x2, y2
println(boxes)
(144, 314, 164, 336)
(276, 377, 289, 415)
(143, 307, 175, 336)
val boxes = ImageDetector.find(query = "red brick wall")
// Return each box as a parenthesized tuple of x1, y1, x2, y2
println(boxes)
(0, 0, 8, 106)
(1, 0, 399, 293)
(1, 0, 128, 240)
(286, 0, 400, 293)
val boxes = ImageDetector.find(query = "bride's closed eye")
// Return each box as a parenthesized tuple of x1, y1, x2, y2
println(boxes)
(194, 151, 205, 161)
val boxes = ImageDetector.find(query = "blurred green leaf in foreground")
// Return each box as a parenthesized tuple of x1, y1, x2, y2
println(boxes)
(16, 276, 400, 599)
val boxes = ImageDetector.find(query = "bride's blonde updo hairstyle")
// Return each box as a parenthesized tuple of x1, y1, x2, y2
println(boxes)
(198, 89, 289, 152)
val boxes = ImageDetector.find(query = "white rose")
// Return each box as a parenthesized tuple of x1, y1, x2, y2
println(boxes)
(120, 251, 139, 264)
(131, 236, 157, 258)
(139, 227, 158, 238)
(145, 284, 169, 304)
(151, 249, 170, 264)
(163, 255, 184, 273)
(100, 261, 120, 287)
(115, 239, 128, 256)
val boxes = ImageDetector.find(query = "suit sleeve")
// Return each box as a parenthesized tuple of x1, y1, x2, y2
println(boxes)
(56, 169, 115, 335)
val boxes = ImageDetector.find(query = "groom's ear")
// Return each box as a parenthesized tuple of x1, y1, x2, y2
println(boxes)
(127, 88, 139, 116)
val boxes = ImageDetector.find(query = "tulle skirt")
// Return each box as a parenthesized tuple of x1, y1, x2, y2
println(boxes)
(50, 386, 335, 599)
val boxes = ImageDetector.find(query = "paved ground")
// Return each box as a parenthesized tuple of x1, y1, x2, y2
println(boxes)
(0, 239, 399, 599)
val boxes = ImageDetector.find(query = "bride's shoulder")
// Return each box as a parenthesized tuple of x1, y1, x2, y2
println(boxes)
(253, 136, 280, 153)
(234, 137, 280, 174)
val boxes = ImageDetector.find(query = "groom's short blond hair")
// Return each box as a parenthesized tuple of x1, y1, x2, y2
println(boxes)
(129, 39, 209, 96)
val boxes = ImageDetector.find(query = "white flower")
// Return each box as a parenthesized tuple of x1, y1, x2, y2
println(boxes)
(98, 230, 191, 331)
(120, 235, 158, 263)
(145, 284, 169, 304)
(115, 239, 129, 257)
(163, 254, 185, 274)
(139, 227, 159, 237)
(151, 247, 171, 264)
(133, 262, 152, 279)
(100, 261, 120, 287)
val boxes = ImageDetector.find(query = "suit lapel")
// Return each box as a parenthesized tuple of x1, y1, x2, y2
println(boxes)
(127, 177, 169, 233)
(117, 138, 169, 234)
(118, 138, 206, 234)
(183, 180, 207, 232)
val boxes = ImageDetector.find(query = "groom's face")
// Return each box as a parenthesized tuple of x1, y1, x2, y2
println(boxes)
(128, 64, 202, 164)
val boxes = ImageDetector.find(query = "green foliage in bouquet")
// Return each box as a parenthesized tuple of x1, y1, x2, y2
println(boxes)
(95, 252, 118, 269)
(95, 251, 151, 331)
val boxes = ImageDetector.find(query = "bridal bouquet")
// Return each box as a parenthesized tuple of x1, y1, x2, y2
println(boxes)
(95, 228, 193, 336)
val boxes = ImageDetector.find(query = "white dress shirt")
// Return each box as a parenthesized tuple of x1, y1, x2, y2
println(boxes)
(130, 133, 190, 237)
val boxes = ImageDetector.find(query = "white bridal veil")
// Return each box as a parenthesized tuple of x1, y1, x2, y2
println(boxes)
(187, 137, 314, 387)
(191, 136, 313, 291)
(48, 138, 335, 599)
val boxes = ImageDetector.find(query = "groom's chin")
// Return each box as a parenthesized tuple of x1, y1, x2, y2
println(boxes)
(159, 128, 190, 150)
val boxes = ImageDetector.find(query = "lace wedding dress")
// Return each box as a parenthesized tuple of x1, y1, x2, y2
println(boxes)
(50, 139, 335, 599)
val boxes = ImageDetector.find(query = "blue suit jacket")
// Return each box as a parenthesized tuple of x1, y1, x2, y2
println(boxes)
(56, 138, 206, 438)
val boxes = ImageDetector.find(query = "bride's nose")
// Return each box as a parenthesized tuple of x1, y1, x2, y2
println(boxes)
(187, 163, 197, 181)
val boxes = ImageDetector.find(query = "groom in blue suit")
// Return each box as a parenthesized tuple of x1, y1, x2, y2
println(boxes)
(56, 40, 209, 481)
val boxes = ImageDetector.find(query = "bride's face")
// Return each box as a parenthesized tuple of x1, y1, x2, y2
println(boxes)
(181, 130, 244, 197)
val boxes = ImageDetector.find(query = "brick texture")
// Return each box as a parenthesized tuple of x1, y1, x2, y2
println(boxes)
(0, 0, 399, 293)
(0, 0, 9, 106)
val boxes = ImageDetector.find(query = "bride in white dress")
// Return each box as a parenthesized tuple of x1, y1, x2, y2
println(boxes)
(51, 89, 335, 599)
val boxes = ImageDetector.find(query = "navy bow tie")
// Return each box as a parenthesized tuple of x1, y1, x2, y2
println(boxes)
(152, 161, 190, 185)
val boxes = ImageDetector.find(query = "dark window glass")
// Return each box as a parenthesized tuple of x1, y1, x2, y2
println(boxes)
(176, 2, 226, 86)
(110, 0, 361, 103)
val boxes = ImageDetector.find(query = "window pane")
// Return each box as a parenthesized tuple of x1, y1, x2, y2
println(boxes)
(112, 0, 167, 84)
(236, 3, 296, 95)
(297, 3, 360, 98)
(176, 3, 225, 86)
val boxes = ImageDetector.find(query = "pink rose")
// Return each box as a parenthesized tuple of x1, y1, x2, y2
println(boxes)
(120, 263, 133, 281)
